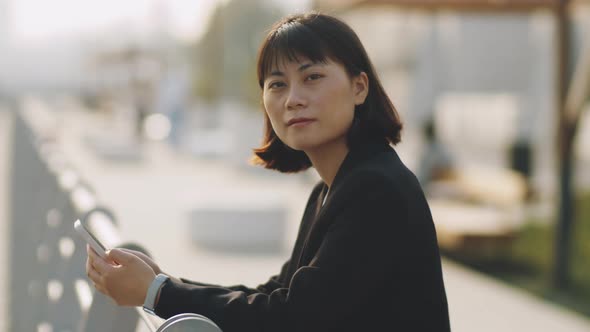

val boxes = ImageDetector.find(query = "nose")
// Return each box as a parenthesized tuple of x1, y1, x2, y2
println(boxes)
(285, 85, 307, 110)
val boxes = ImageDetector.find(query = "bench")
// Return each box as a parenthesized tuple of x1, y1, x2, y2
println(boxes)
(426, 166, 528, 254)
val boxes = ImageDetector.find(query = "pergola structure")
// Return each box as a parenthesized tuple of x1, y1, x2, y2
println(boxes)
(316, 0, 560, 11)
(314, 0, 590, 289)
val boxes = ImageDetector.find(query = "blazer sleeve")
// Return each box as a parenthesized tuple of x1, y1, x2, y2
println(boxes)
(178, 259, 290, 296)
(154, 179, 413, 332)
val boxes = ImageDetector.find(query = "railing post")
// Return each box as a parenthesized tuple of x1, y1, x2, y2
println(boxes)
(9, 99, 223, 332)
(9, 112, 48, 331)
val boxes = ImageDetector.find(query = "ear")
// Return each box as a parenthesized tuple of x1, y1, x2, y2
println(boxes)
(353, 72, 369, 106)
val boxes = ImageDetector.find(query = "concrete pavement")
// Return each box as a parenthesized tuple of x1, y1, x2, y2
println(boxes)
(3, 106, 590, 331)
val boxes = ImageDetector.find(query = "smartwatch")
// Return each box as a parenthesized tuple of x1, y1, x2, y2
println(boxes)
(143, 273, 170, 315)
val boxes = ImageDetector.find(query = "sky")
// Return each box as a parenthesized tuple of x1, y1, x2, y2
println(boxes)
(6, 0, 311, 44)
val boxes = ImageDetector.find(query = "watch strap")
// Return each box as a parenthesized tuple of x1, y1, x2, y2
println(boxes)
(143, 273, 170, 315)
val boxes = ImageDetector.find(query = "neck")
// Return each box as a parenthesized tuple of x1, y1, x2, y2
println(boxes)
(305, 138, 349, 188)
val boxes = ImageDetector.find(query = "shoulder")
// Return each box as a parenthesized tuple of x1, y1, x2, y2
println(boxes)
(332, 148, 432, 224)
(342, 148, 421, 199)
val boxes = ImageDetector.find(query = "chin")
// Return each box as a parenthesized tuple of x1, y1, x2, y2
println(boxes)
(284, 138, 321, 152)
(285, 142, 312, 152)
(284, 132, 347, 153)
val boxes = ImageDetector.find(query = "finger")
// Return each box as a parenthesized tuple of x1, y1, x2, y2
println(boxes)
(119, 248, 144, 261)
(86, 257, 101, 277)
(87, 266, 103, 284)
(87, 244, 99, 261)
(91, 254, 115, 275)
(119, 248, 138, 255)
(86, 248, 101, 275)
(87, 250, 99, 272)
(107, 249, 137, 265)
(87, 243, 100, 257)
(88, 243, 113, 264)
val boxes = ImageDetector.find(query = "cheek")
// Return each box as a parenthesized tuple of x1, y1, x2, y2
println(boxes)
(319, 86, 356, 126)
(262, 98, 283, 134)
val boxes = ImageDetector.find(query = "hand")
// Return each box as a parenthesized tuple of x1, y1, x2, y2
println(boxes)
(119, 248, 162, 275)
(86, 245, 156, 306)
(118, 249, 182, 284)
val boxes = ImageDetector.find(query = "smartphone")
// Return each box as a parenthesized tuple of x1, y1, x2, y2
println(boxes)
(74, 219, 108, 259)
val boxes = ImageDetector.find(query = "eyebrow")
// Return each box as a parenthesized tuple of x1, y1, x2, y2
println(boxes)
(268, 62, 319, 77)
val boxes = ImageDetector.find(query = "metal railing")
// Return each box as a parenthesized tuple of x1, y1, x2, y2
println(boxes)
(8, 101, 221, 332)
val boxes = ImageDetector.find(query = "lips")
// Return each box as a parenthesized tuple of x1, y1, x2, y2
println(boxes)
(287, 117, 316, 126)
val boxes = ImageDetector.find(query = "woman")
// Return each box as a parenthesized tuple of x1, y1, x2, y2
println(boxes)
(87, 12, 451, 331)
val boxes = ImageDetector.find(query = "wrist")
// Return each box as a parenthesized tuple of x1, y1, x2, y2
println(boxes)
(142, 273, 170, 315)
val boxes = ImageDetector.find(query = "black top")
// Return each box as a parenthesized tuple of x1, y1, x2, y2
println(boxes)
(155, 139, 451, 332)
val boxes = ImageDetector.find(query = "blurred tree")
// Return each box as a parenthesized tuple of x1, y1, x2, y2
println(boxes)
(552, 0, 590, 290)
(190, 0, 284, 107)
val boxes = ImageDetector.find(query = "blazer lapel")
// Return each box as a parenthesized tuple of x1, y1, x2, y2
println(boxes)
(297, 138, 392, 267)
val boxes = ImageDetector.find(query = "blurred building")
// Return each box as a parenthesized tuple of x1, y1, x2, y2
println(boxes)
(0, 0, 8, 45)
(315, 0, 590, 195)
(0, 0, 184, 99)
(0, 0, 11, 96)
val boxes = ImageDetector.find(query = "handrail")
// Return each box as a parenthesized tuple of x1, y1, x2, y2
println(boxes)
(9, 98, 222, 331)
(157, 313, 222, 332)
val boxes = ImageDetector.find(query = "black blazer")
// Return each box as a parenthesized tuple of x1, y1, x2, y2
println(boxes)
(155, 139, 451, 332)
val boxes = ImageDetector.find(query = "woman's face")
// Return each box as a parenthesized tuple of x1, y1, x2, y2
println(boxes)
(262, 56, 368, 153)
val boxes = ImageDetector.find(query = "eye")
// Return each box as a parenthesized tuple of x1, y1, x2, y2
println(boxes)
(268, 81, 286, 89)
(305, 73, 323, 81)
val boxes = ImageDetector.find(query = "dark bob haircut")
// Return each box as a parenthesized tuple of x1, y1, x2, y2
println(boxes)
(251, 12, 403, 173)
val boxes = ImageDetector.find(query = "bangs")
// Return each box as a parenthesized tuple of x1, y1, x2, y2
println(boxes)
(257, 20, 331, 88)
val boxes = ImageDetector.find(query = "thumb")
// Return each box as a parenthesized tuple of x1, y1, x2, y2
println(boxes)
(107, 248, 136, 265)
